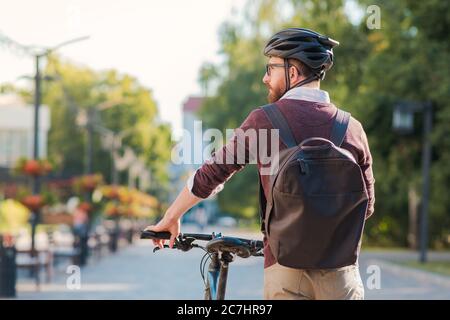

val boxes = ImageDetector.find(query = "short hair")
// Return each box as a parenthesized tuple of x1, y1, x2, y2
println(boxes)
(288, 58, 315, 79)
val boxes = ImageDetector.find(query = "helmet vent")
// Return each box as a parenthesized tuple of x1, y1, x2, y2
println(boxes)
(304, 47, 324, 53)
(290, 36, 314, 43)
(276, 44, 298, 51)
(308, 55, 325, 61)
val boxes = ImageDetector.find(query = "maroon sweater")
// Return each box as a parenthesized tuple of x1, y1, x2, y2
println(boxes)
(191, 99, 375, 268)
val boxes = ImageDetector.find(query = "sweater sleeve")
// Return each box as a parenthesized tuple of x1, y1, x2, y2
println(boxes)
(188, 109, 261, 199)
(359, 128, 376, 219)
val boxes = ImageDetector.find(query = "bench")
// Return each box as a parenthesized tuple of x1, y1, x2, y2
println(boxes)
(15, 249, 53, 290)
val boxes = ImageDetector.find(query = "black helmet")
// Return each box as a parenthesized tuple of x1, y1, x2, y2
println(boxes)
(264, 28, 339, 80)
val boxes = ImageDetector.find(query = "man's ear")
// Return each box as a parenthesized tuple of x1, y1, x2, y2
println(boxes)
(290, 66, 298, 79)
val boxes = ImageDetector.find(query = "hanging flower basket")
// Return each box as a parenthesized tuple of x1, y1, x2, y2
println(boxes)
(20, 195, 45, 211)
(14, 158, 53, 177)
(23, 160, 41, 176)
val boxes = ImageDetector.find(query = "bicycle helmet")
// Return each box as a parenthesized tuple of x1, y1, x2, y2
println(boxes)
(264, 28, 339, 91)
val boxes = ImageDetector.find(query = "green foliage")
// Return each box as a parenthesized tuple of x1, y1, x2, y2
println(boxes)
(17, 55, 174, 203)
(197, 0, 450, 247)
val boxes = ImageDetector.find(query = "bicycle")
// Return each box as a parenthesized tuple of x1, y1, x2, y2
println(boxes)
(140, 230, 264, 300)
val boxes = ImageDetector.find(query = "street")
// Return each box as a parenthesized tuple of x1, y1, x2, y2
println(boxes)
(13, 227, 450, 300)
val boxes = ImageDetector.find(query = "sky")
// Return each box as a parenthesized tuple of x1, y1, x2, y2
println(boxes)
(0, 0, 247, 138)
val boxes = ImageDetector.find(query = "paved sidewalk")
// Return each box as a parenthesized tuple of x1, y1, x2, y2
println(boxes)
(359, 252, 450, 300)
(9, 226, 450, 300)
(15, 239, 263, 300)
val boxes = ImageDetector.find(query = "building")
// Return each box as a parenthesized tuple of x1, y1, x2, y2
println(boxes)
(168, 95, 219, 225)
(0, 94, 50, 169)
(182, 96, 205, 173)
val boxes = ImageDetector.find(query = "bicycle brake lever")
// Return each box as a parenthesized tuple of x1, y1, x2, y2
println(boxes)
(175, 237, 196, 251)
(152, 244, 177, 253)
(152, 237, 196, 253)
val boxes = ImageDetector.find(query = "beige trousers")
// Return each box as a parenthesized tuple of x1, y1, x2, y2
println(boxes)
(264, 262, 364, 300)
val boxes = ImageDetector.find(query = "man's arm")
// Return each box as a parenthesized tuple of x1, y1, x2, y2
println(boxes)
(145, 109, 261, 247)
(360, 129, 375, 219)
(145, 185, 202, 249)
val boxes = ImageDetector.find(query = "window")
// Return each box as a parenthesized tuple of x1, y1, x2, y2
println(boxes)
(0, 129, 29, 167)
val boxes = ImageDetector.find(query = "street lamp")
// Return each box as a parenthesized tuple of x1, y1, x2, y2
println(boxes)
(0, 33, 89, 255)
(393, 100, 433, 263)
(75, 100, 125, 177)
(392, 103, 415, 134)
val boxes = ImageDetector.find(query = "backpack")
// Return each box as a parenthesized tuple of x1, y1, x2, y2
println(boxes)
(259, 103, 369, 269)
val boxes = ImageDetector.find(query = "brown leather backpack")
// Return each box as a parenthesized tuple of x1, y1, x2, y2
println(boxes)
(260, 104, 369, 269)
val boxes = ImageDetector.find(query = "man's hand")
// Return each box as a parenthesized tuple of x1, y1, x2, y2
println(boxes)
(144, 186, 201, 250)
(144, 214, 180, 249)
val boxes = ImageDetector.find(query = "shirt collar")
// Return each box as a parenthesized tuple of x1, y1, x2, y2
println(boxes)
(280, 86, 330, 103)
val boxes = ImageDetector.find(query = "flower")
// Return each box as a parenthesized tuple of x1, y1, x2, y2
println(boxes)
(24, 160, 42, 175)
(20, 195, 45, 211)
(105, 203, 120, 217)
(78, 201, 93, 213)
(102, 186, 120, 200)
(72, 174, 104, 194)
(13, 158, 54, 176)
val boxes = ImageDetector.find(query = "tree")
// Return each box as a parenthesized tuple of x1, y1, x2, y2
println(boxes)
(196, 0, 450, 247)
(40, 56, 173, 199)
(355, 0, 450, 247)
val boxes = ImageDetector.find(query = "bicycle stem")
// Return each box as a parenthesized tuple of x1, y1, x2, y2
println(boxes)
(216, 251, 233, 300)
(206, 252, 220, 300)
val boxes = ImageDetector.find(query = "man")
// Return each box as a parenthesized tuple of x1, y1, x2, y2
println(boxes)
(145, 28, 375, 300)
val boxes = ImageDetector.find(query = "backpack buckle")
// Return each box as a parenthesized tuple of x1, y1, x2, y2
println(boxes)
(298, 159, 309, 175)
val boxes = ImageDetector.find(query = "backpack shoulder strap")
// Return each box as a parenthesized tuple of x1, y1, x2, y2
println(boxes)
(330, 109, 351, 147)
(261, 104, 297, 148)
(258, 176, 267, 235)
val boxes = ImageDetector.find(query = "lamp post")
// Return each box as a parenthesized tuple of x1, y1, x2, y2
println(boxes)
(93, 125, 135, 185)
(393, 101, 433, 263)
(0, 33, 89, 255)
(75, 100, 125, 179)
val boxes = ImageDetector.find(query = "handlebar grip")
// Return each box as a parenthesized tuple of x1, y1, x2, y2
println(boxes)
(236, 238, 264, 249)
(254, 240, 264, 249)
(140, 230, 171, 240)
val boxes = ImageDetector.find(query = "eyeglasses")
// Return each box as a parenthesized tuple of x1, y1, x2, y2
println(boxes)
(265, 63, 302, 78)
(265, 63, 286, 76)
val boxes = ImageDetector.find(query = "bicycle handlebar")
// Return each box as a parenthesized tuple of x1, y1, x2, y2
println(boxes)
(140, 230, 171, 240)
(140, 230, 264, 257)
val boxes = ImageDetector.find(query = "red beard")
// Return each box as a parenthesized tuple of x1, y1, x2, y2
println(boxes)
(266, 84, 284, 103)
